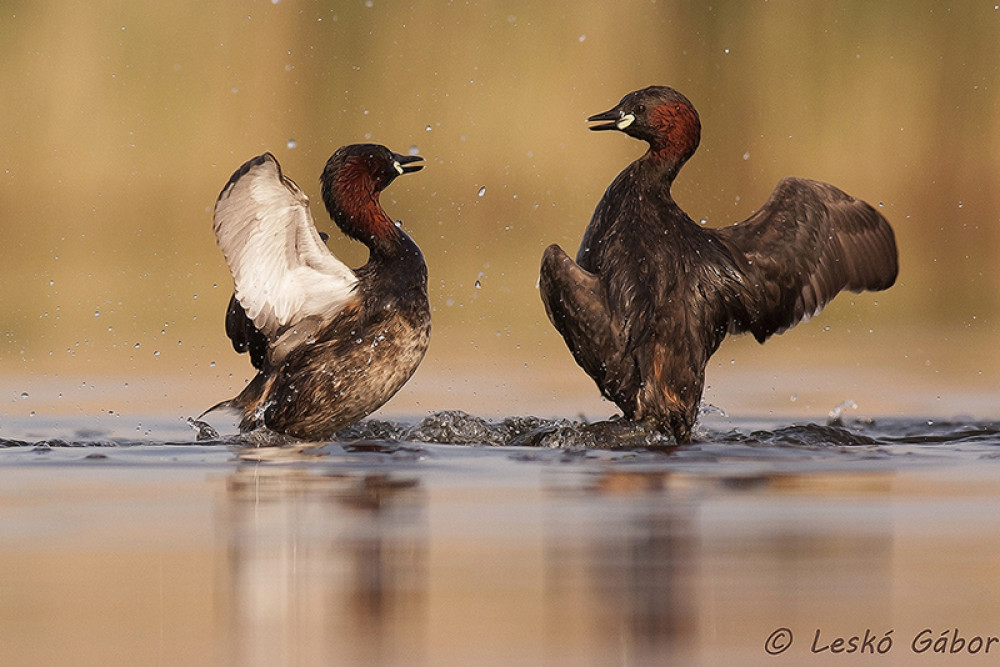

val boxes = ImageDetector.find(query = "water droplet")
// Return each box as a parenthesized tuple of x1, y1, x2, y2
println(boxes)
(578, 34, 586, 42)
(425, 125, 432, 132)
(93, 310, 100, 317)
(477, 186, 486, 197)
(408, 145, 419, 156)
(742, 151, 750, 160)
(474, 280, 482, 289)
(287, 139, 297, 149)
(20, 392, 28, 400)
(724, 48, 730, 54)
(134, 342, 141, 349)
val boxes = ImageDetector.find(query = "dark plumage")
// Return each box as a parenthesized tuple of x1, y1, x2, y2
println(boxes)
(203, 144, 430, 440)
(540, 86, 898, 443)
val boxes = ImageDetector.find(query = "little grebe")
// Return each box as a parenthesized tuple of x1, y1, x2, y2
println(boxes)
(204, 144, 430, 440)
(540, 86, 898, 443)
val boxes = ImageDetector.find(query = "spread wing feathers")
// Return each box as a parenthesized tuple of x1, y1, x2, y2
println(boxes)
(716, 177, 898, 343)
(213, 152, 358, 342)
(540, 244, 639, 408)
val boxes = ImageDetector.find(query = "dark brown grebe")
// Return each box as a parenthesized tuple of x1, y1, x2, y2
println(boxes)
(203, 144, 430, 440)
(540, 86, 898, 443)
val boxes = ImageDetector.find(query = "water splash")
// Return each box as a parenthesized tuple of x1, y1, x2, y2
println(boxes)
(827, 400, 858, 426)
(335, 411, 674, 450)
(187, 417, 219, 441)
(5, 414, 1000, 469)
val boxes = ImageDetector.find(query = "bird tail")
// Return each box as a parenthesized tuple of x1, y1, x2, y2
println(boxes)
(197, 397, 238, 420)
(198, 373, 271, 429)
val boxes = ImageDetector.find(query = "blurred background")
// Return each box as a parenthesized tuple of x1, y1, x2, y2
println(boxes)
(1, 0, 998, 424)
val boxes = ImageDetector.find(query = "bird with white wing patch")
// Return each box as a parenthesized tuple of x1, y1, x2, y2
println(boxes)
(203, 144, 430, 441)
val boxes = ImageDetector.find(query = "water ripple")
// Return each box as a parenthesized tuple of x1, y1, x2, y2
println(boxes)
(2, 412, 1000, 470)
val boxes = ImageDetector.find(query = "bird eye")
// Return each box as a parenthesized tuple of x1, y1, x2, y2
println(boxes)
(636, 104, 646, 114)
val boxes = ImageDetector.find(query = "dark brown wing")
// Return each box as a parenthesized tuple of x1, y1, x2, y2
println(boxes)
(539, 244, 639, 411)
(715, 177, 898, 343)
(225, 293, 269, 371)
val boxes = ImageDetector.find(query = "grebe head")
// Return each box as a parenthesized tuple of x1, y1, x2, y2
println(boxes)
(320, 143, 423, 203)
(587, 86, 701, 167)
(323, 143, 423, 198)
(320, 144, 424, 247)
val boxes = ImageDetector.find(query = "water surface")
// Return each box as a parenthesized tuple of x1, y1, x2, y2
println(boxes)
(1, 412, 999, 666)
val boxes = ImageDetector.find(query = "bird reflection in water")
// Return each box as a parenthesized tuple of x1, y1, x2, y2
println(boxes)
(542, 468, 894, 661)
(216, 445, 897, 663)
(543, 469, 698, 663)
(223, 447, 426, 666)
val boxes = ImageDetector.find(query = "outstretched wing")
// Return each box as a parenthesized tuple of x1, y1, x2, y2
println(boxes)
(539, 243, 638, 409)
(715, 177, 898, 342)
(213, 153, 358, 342)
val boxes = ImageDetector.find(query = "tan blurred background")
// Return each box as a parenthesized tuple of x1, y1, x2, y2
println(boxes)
(1, 0, 998, 422)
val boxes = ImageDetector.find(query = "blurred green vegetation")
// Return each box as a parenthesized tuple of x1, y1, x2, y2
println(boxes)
(0, 1, 998, 415)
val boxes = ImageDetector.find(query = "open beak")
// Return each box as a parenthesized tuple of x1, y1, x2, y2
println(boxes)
(587, 107, 635, 132)
(587, 107, 622, 131)
(392, 153, 425, 175)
